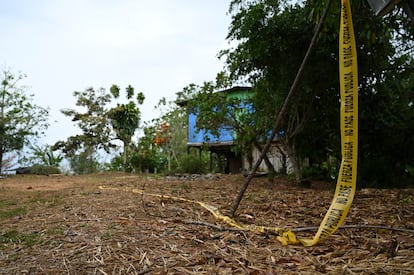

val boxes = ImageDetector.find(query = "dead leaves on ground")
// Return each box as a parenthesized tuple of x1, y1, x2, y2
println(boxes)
(0, 174, 413, 274)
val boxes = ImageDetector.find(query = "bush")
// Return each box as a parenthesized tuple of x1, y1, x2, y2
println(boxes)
(29, 164, 61, 175)
(178, 154, 207, 174)
(69, 152, 100, 174)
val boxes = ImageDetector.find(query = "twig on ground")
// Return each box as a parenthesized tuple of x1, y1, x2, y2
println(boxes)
(179, 219, 414, 235)
(292, 225, 414, 234)
(139, 182, 174, 219)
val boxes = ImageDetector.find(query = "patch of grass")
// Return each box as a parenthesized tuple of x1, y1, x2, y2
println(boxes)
(397, 194, 412, 205)
(28, 196, 62, 208)
(245, 193, 255, 201)
(0, 230, 40, 247)
(0, 200, 18, 207)
(101, 224, 115, 240)
(0, 207, 26, 219)
(45, 227, 65, 236)
(102, 231, 112, 240)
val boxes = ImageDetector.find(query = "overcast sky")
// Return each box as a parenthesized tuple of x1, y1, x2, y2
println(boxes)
(0, 0, 232, 145)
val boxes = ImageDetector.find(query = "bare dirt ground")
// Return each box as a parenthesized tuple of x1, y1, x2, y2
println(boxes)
(0, 173, 413, 274)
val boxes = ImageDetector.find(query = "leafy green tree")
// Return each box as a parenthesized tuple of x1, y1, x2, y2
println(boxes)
(130, 125, 166, 173)
(153, 96, 188, 173)
(21, 144, 63, 167)
(53, 87, 113, 173)
(107, 85, 145, 170)
(221, 0, 414, 185)
(54, 85, 145, 173)
(183, 78, 278, 174)
(358, 59, 414, 186)
(69, 147, 101, 174)
(0, 69, 49, 172)
(221, 1, 332, 182)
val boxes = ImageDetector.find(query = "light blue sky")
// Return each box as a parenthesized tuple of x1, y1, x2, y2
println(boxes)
(0, 0, 232, 145)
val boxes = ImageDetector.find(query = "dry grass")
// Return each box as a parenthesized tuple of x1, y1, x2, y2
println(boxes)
(0, 173, 413, 274)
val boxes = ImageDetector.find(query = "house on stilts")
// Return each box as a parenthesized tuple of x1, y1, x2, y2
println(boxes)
(178, 86, 292, 174)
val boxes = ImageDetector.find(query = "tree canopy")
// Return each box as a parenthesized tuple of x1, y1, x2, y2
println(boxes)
(0, 69, 49, 171)
(217, 0, 413, 185)
(54, 85, 145, 173)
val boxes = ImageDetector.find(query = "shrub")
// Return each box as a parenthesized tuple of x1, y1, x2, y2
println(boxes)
(178, 154, 207, 174)
(30, 164, 61, 175)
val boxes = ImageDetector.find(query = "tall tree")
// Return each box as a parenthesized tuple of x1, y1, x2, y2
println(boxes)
(153, 96, 189, 172)
(222, 0, 332, 182)
(222, 0, 414, 185)
(54, 85, 145, 173)
(53, 87, 113, 173)
(0, 69, 49, 171)
(107, 84, 145, 169)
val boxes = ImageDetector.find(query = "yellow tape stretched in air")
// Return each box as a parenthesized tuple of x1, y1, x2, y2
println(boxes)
(299, 0, 358, 246)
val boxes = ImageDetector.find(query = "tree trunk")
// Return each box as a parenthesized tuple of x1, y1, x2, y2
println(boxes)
(283, 139, 302, 184)
(254, 141, 276, 175)
(0, 85, 5, 173)
(275, 144, 287, 174)
(0, 147, 3, 173)
(123, 141, 127, 172)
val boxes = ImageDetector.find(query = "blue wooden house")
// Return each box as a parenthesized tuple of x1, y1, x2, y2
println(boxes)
(180, 86, 291, 174)
(180, 86, 250, 173)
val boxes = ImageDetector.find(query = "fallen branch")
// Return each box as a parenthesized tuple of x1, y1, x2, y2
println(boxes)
(292, 224, 414, 234)
(180, 219, 414, 235)
(181, 219, 235, 231)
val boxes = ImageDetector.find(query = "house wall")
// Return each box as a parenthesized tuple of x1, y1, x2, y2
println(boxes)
(188, 112, 234, 144)
(187, 86, 252, 145)
(242, 143, 293, 174)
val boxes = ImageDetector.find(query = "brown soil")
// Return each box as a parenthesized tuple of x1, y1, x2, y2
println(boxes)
(0, 173, 413, 274)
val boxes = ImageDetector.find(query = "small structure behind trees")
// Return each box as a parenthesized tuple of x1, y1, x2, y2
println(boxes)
(179, 85, 293, 175)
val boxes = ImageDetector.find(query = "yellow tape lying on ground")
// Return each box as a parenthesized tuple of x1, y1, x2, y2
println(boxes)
(130, 188, 299, 245)
(299, 0, 358, 246)
(99, 185, 298, 245)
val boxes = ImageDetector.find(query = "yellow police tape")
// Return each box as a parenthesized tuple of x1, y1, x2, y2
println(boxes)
(99, 186, 299, 245)
(98, 0, 358, 246)
(299, 0, 358, 246)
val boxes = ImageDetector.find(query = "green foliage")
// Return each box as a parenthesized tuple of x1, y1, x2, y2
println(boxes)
(221, 0, 414, 186)
(110, 84, 120, 98)
(107, 86, 145, 170)
(108, 101, 140, 145)
(177, 154, 207, 174)
(55, 85, 145, 173)
(68, 149, 100, 174)
(55, 87, 113, 156)
(0, 230, 39, 247)
(0, 69, 49, 171)
(358, 60, 414, 187)
(29, 164, 61, 175)
(21, 144, 63, 167)
(146, 95, 189, 173)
